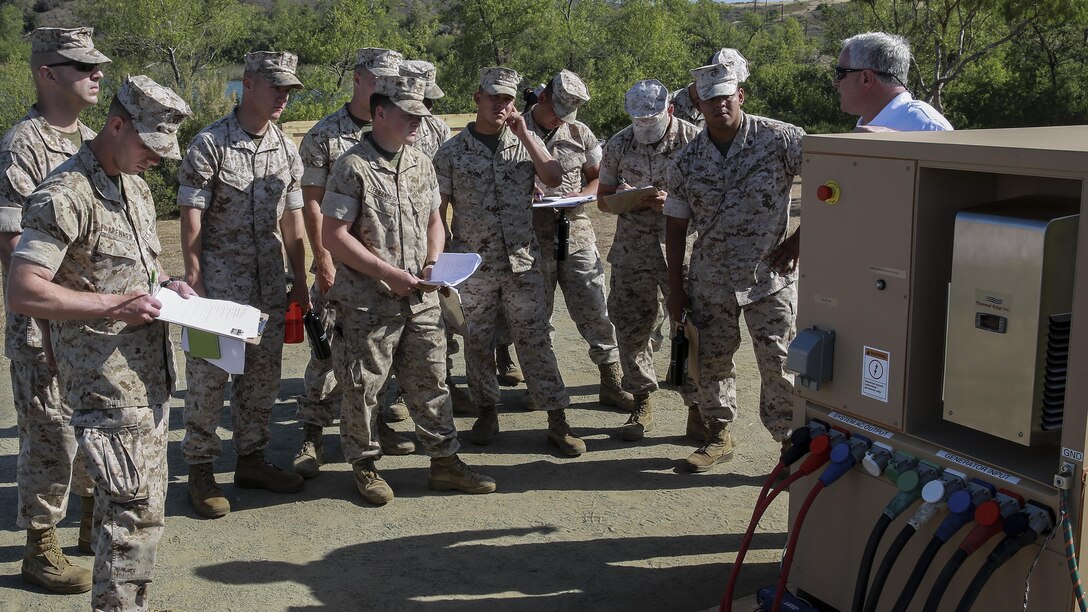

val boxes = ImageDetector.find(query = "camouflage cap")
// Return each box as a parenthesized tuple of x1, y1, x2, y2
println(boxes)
(244, 51, 303, 89)
(549, 69, 590, 124)
(400, 59, 444, 100)
(691, 63, 740, 100)
(116, 75, 192, 160)
(479, 67, 520, 97)
(708, 47, 750, 82)
(624, 79, 669, 118)
(374, 74, 430, 117)
(30, 27, 111, 66)
(356, 48, 402, 77)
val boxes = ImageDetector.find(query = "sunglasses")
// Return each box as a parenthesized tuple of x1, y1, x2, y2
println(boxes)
(46, 61, 101, 73)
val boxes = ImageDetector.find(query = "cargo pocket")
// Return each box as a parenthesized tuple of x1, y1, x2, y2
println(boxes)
(81, 426, 149, 504)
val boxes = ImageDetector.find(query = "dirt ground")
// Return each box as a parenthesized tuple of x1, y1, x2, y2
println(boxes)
(0, 208, 790, 611)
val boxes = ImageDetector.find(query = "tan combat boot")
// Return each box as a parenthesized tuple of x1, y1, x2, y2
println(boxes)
(685, 421, 736, 472)
(599, 362, 635, 411)
(470, 405, 499, 445)
(546, 409, 586, 456)
(353, 459, 394, 505)
(385, 393, 409, 422)
(77, 495, 94, 554)
(685, 405, 711, 443)
(619, 393, 654, 442)
(188, 462, 230, 518)
(21, 526, 91, 593)
(496, 344, 524, 386)
(292, 423, 324, 479)
(378, 420, 416, 455)
(236, 452, 305, 493)
(428, 454, 497, 494)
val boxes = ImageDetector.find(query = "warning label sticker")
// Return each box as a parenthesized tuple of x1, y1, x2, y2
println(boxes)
(861, 346, 889, 403)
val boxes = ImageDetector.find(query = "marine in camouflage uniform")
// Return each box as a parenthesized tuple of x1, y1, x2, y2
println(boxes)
(524, 69, 632, 412)
(320, 74, 494, 504)
(433, 66, 585, 456)
(402, 59, 452, 159)
(292, 48, 414, 477)
(670, 49, 749, 130)
(596, 79, 701, 442)
(8, 75, 192, 611)
(665, 55, 805, 472)
(0, 26, 108, 594)
(178, 51, 308, 517)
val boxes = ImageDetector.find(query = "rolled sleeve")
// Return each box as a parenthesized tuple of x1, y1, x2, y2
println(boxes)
(285, 189, 304, 211)
(301, 166, 328, 188)
(177, 185, 212, 210)
(321, 190, 360, 223)
(585, 142, 603, 167)
(663, 196, 691, 219)
(433, 147, 452, 196)
(12, 227, 66, 273)
(0, 205, 22, 233)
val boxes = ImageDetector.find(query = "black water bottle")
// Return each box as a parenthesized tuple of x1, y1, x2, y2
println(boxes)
(555, 210, 569, 261)
(303, 309, 332, 360)
(670, 313, 689, 386)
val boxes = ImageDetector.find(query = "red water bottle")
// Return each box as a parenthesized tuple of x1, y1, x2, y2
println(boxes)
(285, 301, 304, 343)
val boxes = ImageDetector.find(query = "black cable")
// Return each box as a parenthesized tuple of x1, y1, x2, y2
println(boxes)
(863, 524, 917, 612)
(922, 548, 968, 612)
(954, 556, 1002, 612)
(891, 535, 944, 612)
(852, 513, 892, 612)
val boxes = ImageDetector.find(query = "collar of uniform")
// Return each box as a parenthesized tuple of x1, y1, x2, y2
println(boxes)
(337, 104, 368, 140)
(700, 111, 752, 163)
(26, 105, 93, 157)
(79, 144, 128, 205)
(650, 114, 680, 154)
(226, 110, 281, 154)
(524, 104, 568, 144)
(359, 136, 417, 174)
(464, 122, 521, 156)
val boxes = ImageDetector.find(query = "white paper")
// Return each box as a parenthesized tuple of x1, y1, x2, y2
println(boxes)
(181, 327, 247, 375)
(418, 253, 482, 288)
(155, 289, 263, 339)
(531, 195, 596, 208)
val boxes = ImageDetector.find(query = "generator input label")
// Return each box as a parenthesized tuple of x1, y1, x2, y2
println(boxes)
(936, 450, 1021, 484)
(828, 411, 894, 438)
(861, 346, 890, 403)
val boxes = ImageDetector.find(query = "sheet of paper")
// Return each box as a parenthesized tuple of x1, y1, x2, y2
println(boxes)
(418, 253, 482, 288)
(155, 289, 263, 339)
(531, 195, 596, 208)
(182, 327, 246, 375)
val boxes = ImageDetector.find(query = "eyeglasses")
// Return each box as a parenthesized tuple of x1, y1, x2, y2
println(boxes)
(46, 61, 101, 73)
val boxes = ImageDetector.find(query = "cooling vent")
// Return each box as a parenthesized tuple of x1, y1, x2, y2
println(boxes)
(1041, 313, 1071, 430)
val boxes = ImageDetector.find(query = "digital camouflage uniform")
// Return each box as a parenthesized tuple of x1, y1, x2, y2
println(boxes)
(670, 86, 703, 129)
(413, 115, 452, 160)
(525, 105, 620, 367)
(322, 135, 458, 463)
(664, 113, 804, 441)
(13, 74, 191, 609)
(433, 124, 570, 411)
(177, 110, 304, 465)
(0, 106, 96, 530)
(296, 104, 370, 428)
(600, 115, 700, 398)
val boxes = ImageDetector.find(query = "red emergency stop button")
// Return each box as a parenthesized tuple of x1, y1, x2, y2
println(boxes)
(816, 180, 840, 204)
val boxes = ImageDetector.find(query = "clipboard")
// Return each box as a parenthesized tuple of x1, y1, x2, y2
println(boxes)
(602, 186, 658, 214)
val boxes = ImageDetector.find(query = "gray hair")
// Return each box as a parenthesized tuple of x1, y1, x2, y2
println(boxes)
(842, 32, 910, 86)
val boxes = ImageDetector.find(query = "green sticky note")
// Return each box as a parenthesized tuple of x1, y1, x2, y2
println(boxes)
(188, 328, 221, 359)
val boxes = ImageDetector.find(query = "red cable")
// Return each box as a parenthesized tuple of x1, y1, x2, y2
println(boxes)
(721, 462, 785, 612)
(773, 480, 826, 612)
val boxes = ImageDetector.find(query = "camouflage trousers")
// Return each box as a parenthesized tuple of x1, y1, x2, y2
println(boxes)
(608, 264, 697, 404)
(690, 283, 797, 441)
(11, 357, 94, 529)
(182, 306, 286, 464)
(538, 245, 620, 365)
(296, 284, 340, 427)
(460, 266, 569, 410)
(73, 404, 168, 612)
(334, 303, 458, 463)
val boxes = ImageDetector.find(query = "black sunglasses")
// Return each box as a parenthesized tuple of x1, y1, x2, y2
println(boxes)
(833, 65, 899, 80)
(46, 61, 101, 73)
